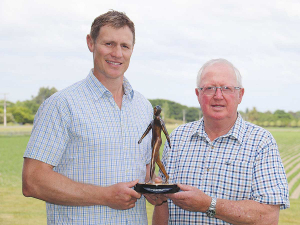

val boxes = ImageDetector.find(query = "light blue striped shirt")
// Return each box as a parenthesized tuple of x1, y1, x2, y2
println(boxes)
(24, 70, 153, 224)
(161, 114, 290, 224)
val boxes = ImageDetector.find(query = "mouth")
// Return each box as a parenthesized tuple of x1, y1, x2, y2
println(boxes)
(211, 104, 225, 108)
(106, 60, 122, 66)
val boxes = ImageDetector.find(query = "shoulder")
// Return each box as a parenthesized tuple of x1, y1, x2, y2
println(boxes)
(243, 120, 275, 142)
(44, 79, 86, 105)
(171, 121, 200, 139)
(133, 90, 153, 111)
(35, 79, 87, 120)
(241, 120, 278, 156)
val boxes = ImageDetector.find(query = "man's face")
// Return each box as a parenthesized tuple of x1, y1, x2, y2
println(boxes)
(195, 63, 244, 122)
(87, 25, 134, 82)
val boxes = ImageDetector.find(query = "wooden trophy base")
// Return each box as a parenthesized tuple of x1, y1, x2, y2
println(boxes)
(134, 183, 180, 194)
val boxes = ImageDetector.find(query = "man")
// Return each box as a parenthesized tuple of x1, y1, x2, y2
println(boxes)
(22, 10, 162, 224)
(153, 58, 290, 224)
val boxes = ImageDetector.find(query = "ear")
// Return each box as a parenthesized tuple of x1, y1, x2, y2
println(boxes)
(86, 34, 94, 52)
(238, 88, 245, 104)
(195, 88, 200, 97)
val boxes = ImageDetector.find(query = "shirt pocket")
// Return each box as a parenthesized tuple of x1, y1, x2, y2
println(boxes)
(213, 155, 254, 200)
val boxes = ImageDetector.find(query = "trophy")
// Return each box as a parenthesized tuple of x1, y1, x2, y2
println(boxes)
(134, 105, 180, 194)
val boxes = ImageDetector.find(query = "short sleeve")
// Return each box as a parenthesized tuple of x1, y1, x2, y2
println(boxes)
(24, 95, 71, 166)
(251, 134, 290, 210)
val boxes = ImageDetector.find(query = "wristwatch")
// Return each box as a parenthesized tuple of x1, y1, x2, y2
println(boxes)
(206, 197, 217, 218)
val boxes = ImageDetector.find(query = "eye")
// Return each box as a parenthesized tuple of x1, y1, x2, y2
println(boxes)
(122, 44, 129, 49)
(206, 86, 215, 90)
(105, 43, 112, 46)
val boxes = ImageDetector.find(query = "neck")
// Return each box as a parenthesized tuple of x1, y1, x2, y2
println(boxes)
(203, 115, 237, 141)
(93, 71, 124, 109)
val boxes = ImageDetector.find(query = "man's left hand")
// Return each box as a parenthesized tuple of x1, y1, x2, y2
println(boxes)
(165, 183, 211, 212)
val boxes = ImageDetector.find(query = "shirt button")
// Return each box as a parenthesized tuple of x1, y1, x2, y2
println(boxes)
(207, 168, 210, 172)
(211, 146, 214, 149)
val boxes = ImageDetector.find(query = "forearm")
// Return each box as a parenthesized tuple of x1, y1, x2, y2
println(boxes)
(22, 158, 107, 206)
(215, 199, 280, 225)
(152, 202, 168, 225)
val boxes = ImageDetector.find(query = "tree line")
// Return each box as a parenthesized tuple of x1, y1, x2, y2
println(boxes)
(1, 87, 300, 127)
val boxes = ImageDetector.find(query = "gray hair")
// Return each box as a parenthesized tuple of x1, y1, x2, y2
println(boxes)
(196, 58, 243, 88)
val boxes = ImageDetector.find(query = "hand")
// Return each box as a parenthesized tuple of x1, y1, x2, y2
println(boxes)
(104, 179, 141, 210)
(143, 177, 168, 206)
(144, 193, 167, 206)
(165, 183, 211, 212)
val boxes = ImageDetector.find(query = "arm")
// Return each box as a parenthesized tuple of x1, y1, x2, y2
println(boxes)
(160, 119, 171, 148)
(166, 184, 280, 225)
(138, 122, 153, 144)
(22, 157, 141, 209)
(152, 201, 169, 225)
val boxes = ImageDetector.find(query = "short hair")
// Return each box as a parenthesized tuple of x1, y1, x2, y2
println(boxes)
(196, 58, 243, 88)
(90, 10, 135, 45)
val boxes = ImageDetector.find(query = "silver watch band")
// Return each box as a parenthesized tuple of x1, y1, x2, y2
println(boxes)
(206, 197, 217, 218)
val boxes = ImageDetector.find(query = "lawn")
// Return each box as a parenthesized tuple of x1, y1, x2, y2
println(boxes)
(0, 127, 299, 224)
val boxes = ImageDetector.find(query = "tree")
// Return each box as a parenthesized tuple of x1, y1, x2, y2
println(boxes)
(247, 107, 259, 122)
(186, 107, 201, 122)
(9, 106, 34, 124)
(15, 100, 40, 114)
(162, 102, 170, 120)
(33, 87, 58, 105)
(0, 113, 15, 124)
(290, 120, 298, 127)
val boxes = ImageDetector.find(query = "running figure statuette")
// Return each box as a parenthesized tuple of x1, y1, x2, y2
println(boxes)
(138, 105, 171, 183)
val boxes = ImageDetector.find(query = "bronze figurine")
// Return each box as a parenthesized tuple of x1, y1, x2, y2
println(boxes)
(138, 105, 171, 183)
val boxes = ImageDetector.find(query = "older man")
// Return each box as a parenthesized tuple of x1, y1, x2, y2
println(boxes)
(22, 10, 160, 224)
(153, 58, 289, 224)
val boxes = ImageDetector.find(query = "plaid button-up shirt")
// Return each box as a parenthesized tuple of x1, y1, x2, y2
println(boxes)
(24, 70, 153, 224)
(161, 114, 289, 224)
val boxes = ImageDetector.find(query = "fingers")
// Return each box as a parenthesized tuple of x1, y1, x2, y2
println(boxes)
(144, 193, 168, 206)
(177, 183, 193, 191)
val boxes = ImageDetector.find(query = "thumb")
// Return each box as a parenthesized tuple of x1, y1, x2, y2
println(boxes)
(127, 179, 139, 188)
(154, 177, 163, 184)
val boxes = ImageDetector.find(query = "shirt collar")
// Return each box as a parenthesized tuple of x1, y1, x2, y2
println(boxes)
(190, 113, 245, 144)
(86, 69, 134, 100)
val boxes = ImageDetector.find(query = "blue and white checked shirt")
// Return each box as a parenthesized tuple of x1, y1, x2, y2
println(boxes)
(24, 70, 153, 224)
(161, 114, 290, 224)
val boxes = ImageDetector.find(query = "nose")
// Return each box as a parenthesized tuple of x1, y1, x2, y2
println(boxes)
(214, 88, 224, 99)
(111, 45, 123, 58)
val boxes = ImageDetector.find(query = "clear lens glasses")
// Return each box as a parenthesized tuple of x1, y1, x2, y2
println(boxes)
(198, 86, 241, 95)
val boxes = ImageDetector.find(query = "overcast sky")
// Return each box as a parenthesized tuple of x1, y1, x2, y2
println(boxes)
(1, 0, 300, 113)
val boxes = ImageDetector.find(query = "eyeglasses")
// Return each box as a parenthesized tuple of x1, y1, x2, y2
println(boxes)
(198, 86, 241, 96)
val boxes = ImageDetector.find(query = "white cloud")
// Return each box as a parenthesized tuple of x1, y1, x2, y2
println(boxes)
(0, 0, 299, 113)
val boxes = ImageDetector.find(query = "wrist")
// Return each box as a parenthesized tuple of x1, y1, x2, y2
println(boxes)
(206, 197, 217, 218)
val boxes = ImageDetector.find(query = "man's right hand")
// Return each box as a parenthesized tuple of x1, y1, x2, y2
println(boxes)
(103, 179, 142, 210)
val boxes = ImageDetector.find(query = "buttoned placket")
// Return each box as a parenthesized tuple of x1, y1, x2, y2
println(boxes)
(120, 93, 131, 177)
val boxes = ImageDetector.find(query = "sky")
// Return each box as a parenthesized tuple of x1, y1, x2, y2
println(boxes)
(1, 0, 300, 113)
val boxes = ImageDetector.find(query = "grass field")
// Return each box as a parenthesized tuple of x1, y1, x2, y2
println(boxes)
(0, 126, 300, 224)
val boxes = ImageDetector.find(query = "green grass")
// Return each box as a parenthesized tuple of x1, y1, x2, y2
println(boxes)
(0, 125, 32, 136)
(0, 136, 47, 225)
(0, 127, 300, 224)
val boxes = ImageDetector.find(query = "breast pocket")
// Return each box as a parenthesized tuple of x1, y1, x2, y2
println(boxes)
(213, 155, 253, 200)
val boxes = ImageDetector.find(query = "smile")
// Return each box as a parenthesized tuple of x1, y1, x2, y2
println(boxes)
(106, 60, 122, 65)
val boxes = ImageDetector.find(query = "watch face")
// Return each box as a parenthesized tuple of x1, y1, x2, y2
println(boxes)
(207, 210, 216, 218)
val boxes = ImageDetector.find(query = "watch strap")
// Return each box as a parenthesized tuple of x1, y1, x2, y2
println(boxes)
(206, 197, 217, 218)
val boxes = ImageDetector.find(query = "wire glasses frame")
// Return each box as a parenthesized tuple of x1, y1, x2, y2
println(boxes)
(198, 86, 242, 96)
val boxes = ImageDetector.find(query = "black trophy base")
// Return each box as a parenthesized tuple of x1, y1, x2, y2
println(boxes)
(134, 183, 180, 194)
